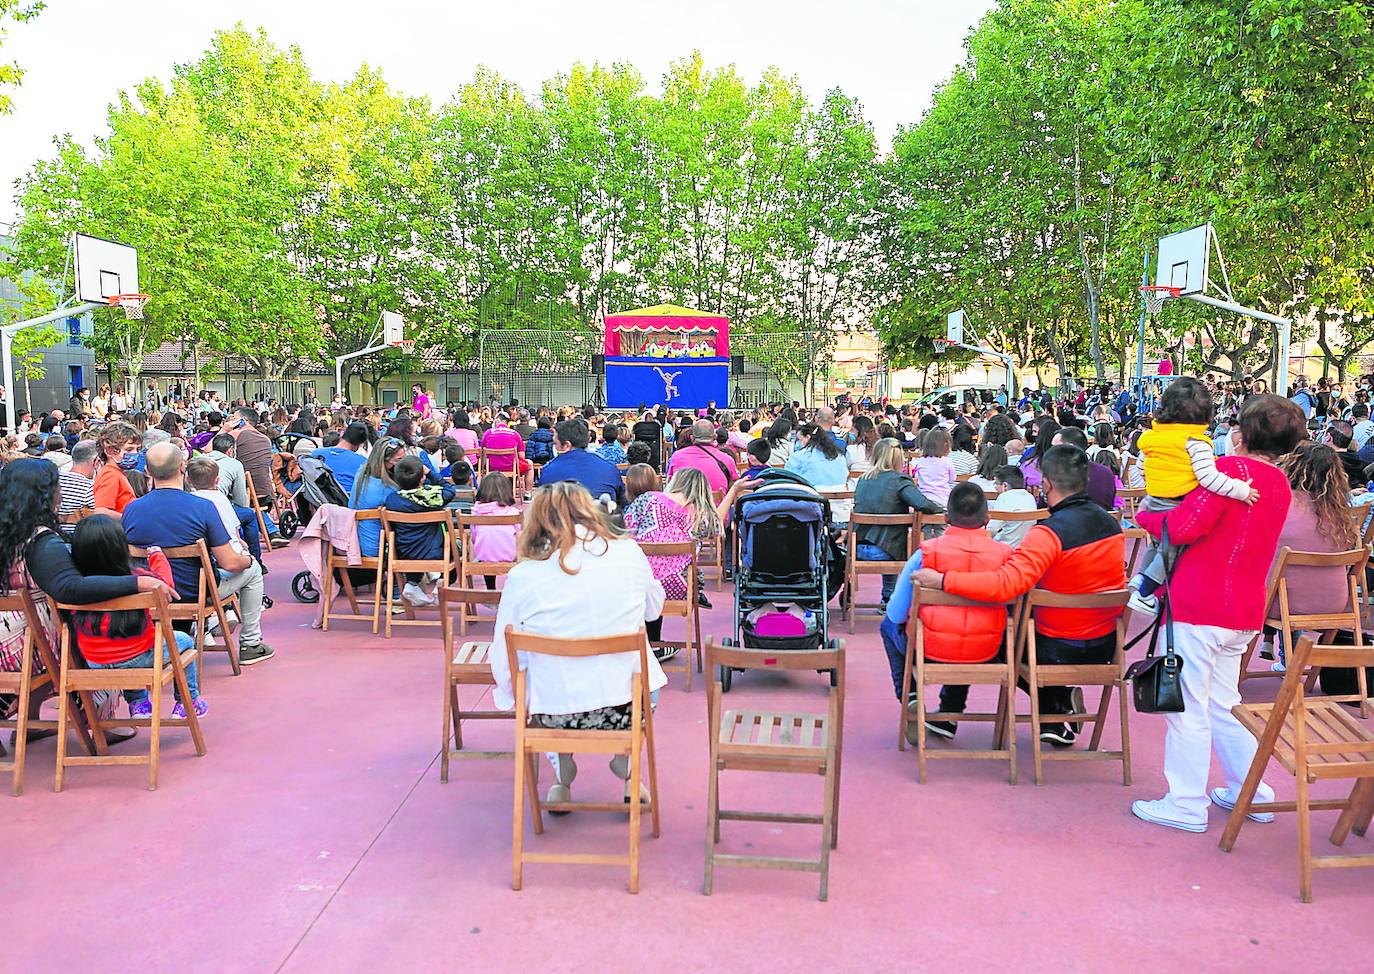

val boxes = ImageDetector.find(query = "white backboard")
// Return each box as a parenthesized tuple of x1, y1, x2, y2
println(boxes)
(1155, 223, 1211, 295)
(946, 309, 965, 344)
(382, 310, 404, 345)
(72, 232, 139, 304)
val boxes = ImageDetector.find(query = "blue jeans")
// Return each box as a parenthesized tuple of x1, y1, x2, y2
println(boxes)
(231, 503, 263, 561)
(856, 542, 897, 601)
(879, 615, 968, 713)
(87, 630, 198, 704)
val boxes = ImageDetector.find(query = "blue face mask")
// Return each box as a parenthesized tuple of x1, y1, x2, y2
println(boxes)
(116, 449, 140, 471)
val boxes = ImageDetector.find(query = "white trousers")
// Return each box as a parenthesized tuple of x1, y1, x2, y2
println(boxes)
(1160, 622, 1273, 822)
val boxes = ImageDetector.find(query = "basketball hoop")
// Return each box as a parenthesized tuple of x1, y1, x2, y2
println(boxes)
(1139, 285, 1181, 315)
(395, 340, 416, 354)
(931, 338, 956, 355)
(108, 293, 150, 320)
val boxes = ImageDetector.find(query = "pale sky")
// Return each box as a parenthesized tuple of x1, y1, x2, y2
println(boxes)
(0, 0, 996, 225)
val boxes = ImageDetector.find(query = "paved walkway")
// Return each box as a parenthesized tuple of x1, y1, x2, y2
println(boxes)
(5, 546, 1372, 972)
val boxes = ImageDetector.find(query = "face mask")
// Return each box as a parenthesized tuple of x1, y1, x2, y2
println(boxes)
(116, 449, 140, 471)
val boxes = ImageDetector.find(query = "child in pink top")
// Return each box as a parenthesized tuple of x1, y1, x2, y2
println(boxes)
(912, 427, 956, 505)
(469, 475, 521, 589)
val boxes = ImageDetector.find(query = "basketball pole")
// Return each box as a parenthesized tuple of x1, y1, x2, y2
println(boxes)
(2, 301, 104, 417)
(1182, 292, 1291, 394)
(1134, 251, 1149, 409)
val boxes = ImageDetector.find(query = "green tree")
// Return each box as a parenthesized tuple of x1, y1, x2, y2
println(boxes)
(0, 0, 41, 116)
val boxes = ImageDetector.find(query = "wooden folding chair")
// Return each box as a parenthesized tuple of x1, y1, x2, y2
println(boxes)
(636, 541, 702, 690)
(480, 447, 519, 488)
(58, 506, 94, 529)
(1240, 547, 1370, 716)
(986, 508, 1049, 547)
(438, 586, 512, 779)
(900, 588, 1019, 784)
(243, 471, 275, 550)
(508, 627, 660, 893)
(1116, 487, 1147, 522)
(704, 638, 845, 901)
(322, 509, 388, 634)
(1016, 589, 1133, 785)
(129, 541, 241, 676)
(381, 508, 456, 637)
(0, 591, 93, 795)
(1122, 526, 1150, 577)
(695, 491, 727, 592)
(1221, 634, 1374, 901)
(456, 511, 522, 634)
(52, 589, 206, 791)
(842, 513, 916, 632)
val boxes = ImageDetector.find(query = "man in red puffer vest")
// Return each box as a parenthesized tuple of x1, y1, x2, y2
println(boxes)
(914, 482, 1014, 740)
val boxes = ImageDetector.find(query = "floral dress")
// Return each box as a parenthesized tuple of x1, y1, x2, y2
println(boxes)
(623, 491, 695, 600)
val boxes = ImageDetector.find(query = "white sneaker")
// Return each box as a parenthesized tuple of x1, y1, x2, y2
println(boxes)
(1270, 660, 1287, 673)
(1127, 592, 1159, 617)
(402, 582, 437, 607)
(1211, 786, 1275, 823)
(1131, 798, 1208, 833)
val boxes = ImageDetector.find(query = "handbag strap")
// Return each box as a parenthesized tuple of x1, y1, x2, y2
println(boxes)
(1157, 520, 1178, 659)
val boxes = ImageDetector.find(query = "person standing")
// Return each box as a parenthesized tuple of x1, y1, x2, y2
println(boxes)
(1130, 395, 1302, 833)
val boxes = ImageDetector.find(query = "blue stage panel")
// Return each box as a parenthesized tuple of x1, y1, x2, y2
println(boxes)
(605, 356, 729, 409)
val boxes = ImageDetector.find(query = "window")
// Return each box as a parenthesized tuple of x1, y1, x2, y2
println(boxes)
(67, 316, 83, 347)
(380, 389, 399, 406)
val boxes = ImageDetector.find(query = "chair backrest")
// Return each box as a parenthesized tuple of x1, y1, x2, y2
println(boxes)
(986, 509, 1049, 523)
(635, 540, 698, 611)
(705, 638, 844, 677)
(439, 585, 503, 613)
(504, 626, 651, 722)
(52, 588, 179, 657)
(382, 507, 455, 566)
(0, 588, 56, 677)
(907, 586, 1018, 651)
(59, 507, 94, 526)
(1270, 545, 1367, 634)
(128, 539, 213, 607)
(846, 512, 918, 556)
(1122, 526, 1150, 574)
(1020, 588, 1132, 658)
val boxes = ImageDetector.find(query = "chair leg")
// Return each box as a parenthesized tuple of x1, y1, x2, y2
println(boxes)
(1028, 673, 1044, 786)
(1329, 778, 1374, 847)
(525, 752, 545, 835)
(1219, 742, 1274, 852)
(215, 601, 241, 676)
(1353, 780, 1374, 838)
(628, 742, 642, 894)
(1118, 678, 1133, 786)
(915, 679, 928, 784)
(1297, 760, 1314, 903)
(384, 570, 395, 639)
(703, 758, 719, 895)
(511, 744, 527, 891)
(819, 754, 836, 902)
(148, 672, 162, 792)
(54, 650, 71, 793)
(441, 681, 456, 784)
(644, 718, 662, 839)
(11, 644, 33, 796)
(1087, 683, 1111, 751)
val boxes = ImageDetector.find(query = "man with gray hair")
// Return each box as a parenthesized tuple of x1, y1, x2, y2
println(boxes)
(121, 441, 275, 665)
(142, 427, 171, 451)
(664, 417, 737, 494)
(815, 405, 846, 451)
(57, 439, 100, 531)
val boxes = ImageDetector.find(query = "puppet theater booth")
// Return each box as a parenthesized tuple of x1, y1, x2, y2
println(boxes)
(603, 305, 730, 409)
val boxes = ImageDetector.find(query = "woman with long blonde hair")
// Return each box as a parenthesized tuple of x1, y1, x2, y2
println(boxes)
(492, 481, 667, 806)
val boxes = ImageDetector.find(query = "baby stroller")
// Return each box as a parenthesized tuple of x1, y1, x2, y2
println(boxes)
(720, 472, 840, 692)
(289, 455, 351, 604)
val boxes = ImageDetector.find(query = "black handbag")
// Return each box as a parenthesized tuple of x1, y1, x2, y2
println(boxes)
(1124, 522, 1186, 713)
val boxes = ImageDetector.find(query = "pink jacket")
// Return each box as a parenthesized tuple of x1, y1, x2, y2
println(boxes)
(1137, 455, 1291, 631)
(470, 501, 520, 563)
(299, 503, 363, 627)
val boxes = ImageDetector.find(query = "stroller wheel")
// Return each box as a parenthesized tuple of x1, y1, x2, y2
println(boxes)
(719, 666, 734, 693)
(261, 595, 273, 610)
(291, 571, 319, 604)
(278, 510, 299, 539)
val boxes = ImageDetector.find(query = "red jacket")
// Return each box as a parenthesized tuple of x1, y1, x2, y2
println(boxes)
(942, 494, 1125, 639)
(919, 526, 1013, 662)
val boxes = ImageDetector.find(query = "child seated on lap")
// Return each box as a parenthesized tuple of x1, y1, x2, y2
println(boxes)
(384, 456, 456, 607)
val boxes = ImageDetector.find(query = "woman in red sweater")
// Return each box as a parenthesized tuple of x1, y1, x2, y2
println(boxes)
(70, 515, 205, 719)
(1132, 395, 1304, 833)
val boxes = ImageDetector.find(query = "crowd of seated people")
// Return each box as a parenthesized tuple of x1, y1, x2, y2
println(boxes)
(7, 371, 1374, 838)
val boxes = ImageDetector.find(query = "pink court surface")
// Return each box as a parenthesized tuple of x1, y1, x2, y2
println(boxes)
(5, 544, 1373, 973)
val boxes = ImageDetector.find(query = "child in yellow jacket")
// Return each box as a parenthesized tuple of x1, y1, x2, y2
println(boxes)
(1130, 377, 1257, 613)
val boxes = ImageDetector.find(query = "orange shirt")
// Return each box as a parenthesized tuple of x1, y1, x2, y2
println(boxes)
(93, 463, 135, 514)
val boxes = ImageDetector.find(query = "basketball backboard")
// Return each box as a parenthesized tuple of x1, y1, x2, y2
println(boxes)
(72, 232, 139, 304)
(1155, 223, 1211, 296)
(382, 310, 404, 345)
(946, 309, 965, 344)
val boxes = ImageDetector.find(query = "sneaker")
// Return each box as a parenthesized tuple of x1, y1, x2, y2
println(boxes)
(1270, 660, 1287, 673)
(1210, 786, 1275, 823)
(547, 754, 576, 814)
(651, 644, 681, 663)
(697, 591, 713, 610)
(171, 697, 209, 720)
(1131, 798, 1208, 833)
(924, 719, 957, 740)
(402, 582, 437, 608)
(1039, 722, 1077, 748)
(129, 697, 153, 720)
(269, 534, 291, 549)
(609, 754, 630, 780)
(239, 643, 275, 665)
(1127, 591, 1159, 616)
